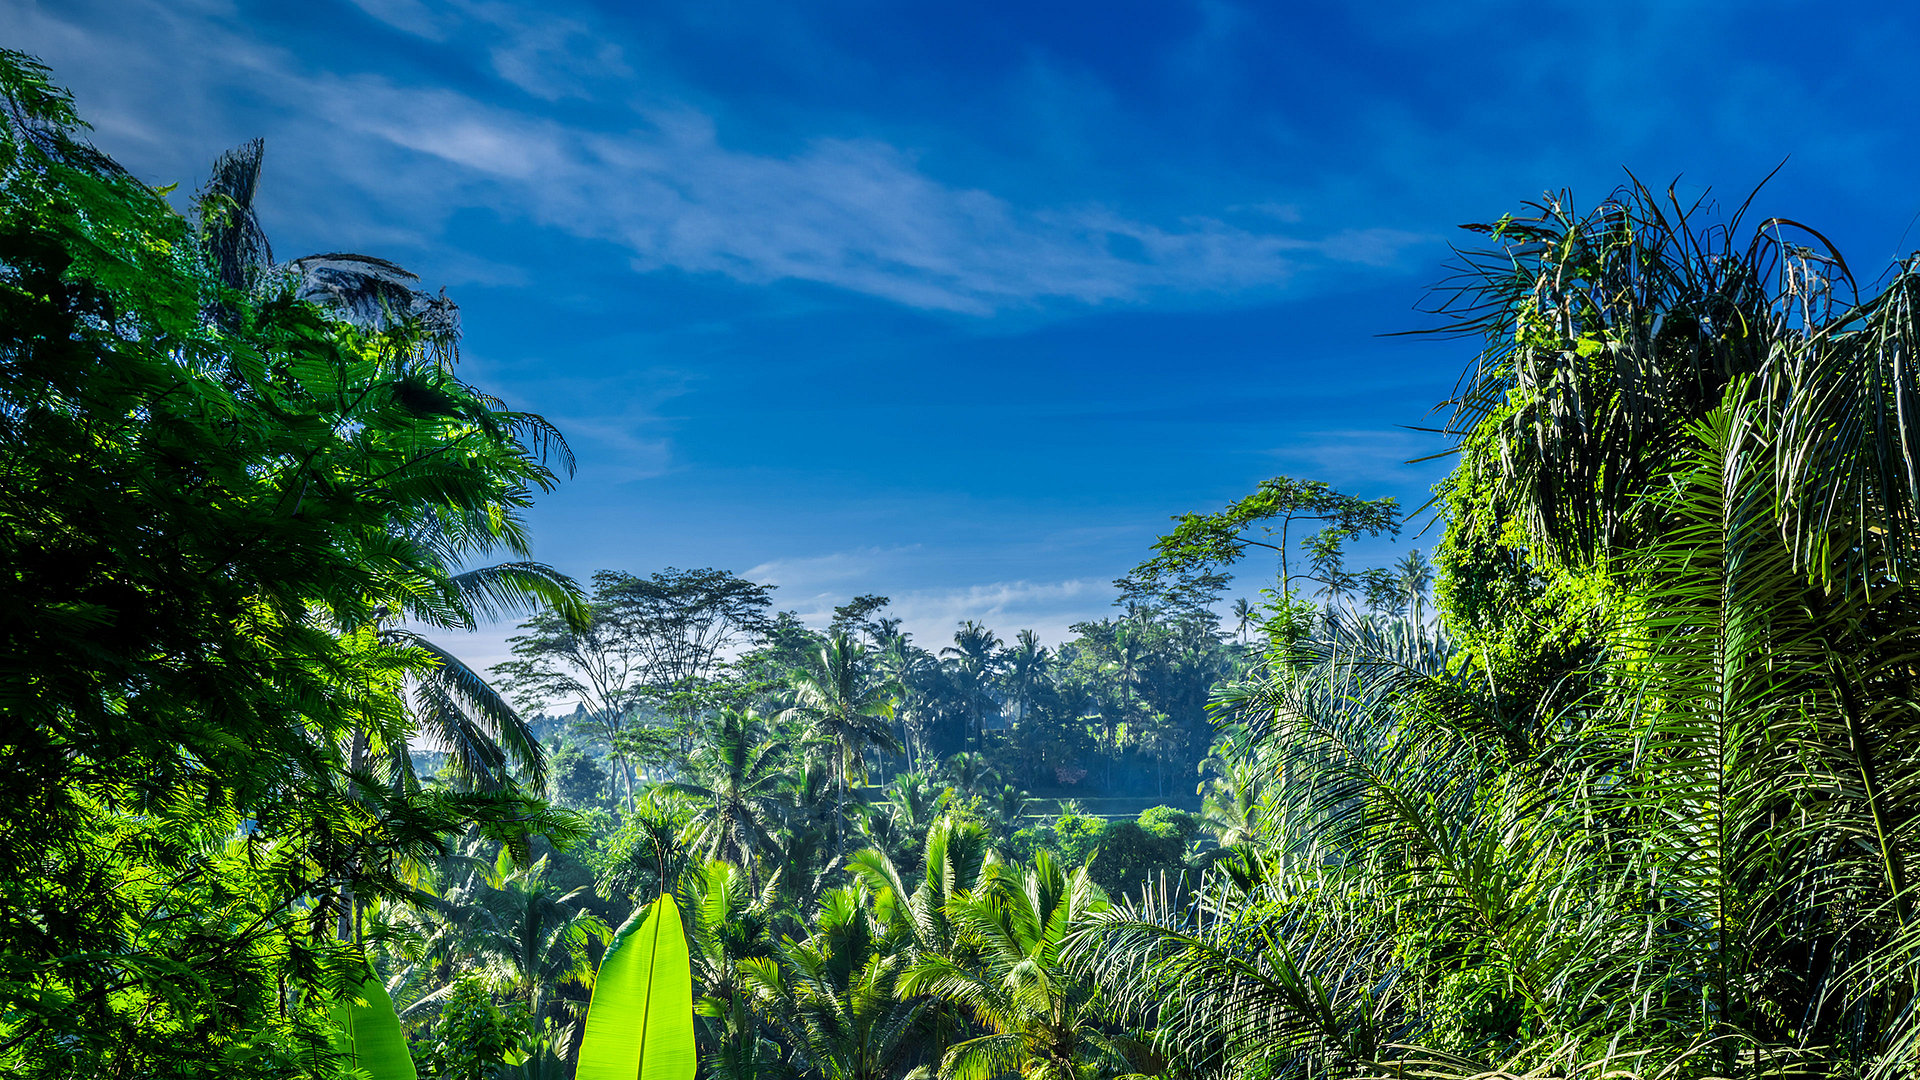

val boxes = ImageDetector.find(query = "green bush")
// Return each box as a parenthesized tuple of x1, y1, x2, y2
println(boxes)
(1136, 805, 1199, 845)
(1053, 812, 1108, 867)
(416, 978, 533, 1080)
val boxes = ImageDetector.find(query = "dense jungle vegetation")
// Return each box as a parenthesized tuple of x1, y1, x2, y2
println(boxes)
(9, 45, 1920, 1080)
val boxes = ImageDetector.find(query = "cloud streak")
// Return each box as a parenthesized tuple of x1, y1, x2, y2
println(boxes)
(12, 0, 1431, 316)
(750, 545, 1111, 646)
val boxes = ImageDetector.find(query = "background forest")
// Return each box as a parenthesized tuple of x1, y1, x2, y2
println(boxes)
(12, 42, 1920, 1080)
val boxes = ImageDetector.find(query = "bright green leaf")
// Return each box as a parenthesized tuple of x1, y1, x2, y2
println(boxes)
(576, 895, 696, 1080)
(331, 968, 417, 1080)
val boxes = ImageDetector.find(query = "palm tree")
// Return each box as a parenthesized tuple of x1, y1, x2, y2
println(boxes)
(989, 784, 1031, 833)
(1194, 727, 1266, 847)
(1392, 548, 1433, 627)
(739, 886, 927, 1080)
(468, 851, 610, 1029)
(941, 621, 1003, 747)
(684, 859, 781, 1080)
(846, 816, 995, 1063)
(773, 756, 844, 911)
(667, 708, 794, 882)
(200, 139, 460, 341)
(938, 751, 994, 797)
(197, 139, 584, 797)
(1100, 620, 1146, 758)
(862, 770, 945, 876)
(876, 637, 934, 771)
(900, 851, 1124, 1080)
(786, 631, 902, 862)
(1000, 629, 1049, 726)
(846, 815, 995, 962)
(1231, 597, 1255, 644)
(881, 770, 944, 837)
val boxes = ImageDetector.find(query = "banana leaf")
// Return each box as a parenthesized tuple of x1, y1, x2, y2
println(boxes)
(576, 894, 696, 1080)
(331, 966, 417, 1080)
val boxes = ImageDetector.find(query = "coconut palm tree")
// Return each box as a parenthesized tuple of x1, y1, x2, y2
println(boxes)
(1000, 629, 1049, 726)
(199, 139, 459, 342)
(861, 770, 945, 875)
(1231, 597, 1255, 644)
(1392, 549, 1433, 627)
(846, 816, 994, 962)
(875, 636, 934, 771)
(196, 139, 584, 796)
(900, 851, 1124, 1080)
(739, 885, 927, 1080)
(846, 816, 995, 1065)
(684, 859, 782, 1080)
(941, 621, 1003, 747)
(468, 851, 610, 1029)
(786, 631, 901, 862)
(775, 756, 851, 911)
(667, 708, 795, 882)
(1194, 727, 1266, 848)
(938, 751, 994, 798)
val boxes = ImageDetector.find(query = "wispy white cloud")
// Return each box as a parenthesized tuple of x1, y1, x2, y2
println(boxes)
(883, 579, 1107, 649)
(748, 545, 1116, 646)
(8, 0, 1431, 316)
(465, 1, 631, 101)
(748, 546, 924, 591)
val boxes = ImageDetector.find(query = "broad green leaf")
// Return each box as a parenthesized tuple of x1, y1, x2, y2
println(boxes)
(577, 895, 696, 1080)
(331, 968, 417, 1080)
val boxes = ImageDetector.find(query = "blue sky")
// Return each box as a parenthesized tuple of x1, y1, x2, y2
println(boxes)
(12, 0, 1920, 662)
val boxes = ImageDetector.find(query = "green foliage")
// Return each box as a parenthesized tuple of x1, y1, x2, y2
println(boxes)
(0, 49, 579, 1078)
(1136, 805, 1197, 844)
(1069, 182, 1920, 1080)
(1131, 476, 1400, 607)
(1085, 808, 1195, 902)
(550, 742, 611, 807)
(1053, 811, 1108, 867)
(577, 895, 697, 1080)
(332, 968, 419, 1080)
(590, 794, 695, 902)
(414, 977, 526, 1080)
(900, 851, 1121, 1080)
(739, 884, 927, 1080)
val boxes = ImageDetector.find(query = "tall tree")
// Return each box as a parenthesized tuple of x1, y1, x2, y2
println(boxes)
(1000, 629, 1050, 725)
(498, 568, 774, 805)
(496, 574, 657, 810)
(941, 621, 1004, 748)
(829, 593, 891, 644)
(605, 567, 776, 691)
(668, 708, 795, 882)
(1132, 476, 1399, 605)
(786, 631, 902, 861)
